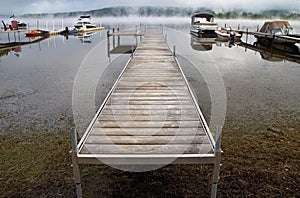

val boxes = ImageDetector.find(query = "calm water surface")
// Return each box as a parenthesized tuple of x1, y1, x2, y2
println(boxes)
(0, 18, 299, 134)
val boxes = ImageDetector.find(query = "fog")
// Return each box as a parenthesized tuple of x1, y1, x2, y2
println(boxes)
(0, 0, 299, 15)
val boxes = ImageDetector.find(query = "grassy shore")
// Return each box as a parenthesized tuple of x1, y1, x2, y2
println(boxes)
(1, 111, 299, 197)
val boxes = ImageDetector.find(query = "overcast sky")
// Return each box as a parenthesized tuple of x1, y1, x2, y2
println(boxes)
(0, 0, 299, 15)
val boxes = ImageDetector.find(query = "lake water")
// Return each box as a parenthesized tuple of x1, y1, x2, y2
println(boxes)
(0, 17, 299, 135)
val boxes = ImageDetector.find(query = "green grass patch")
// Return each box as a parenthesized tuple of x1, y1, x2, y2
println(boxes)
(0, 125, 299, 197)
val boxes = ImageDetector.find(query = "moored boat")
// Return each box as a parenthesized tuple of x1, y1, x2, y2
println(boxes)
(10, 15, 27, 30)
(25, 30, 49, 37)
(256, 20, 298, 44)
(190, 13, 218, 37)
(74, 15, 97, 30)
(59, 27, 78, 35)
(25, 30, 41, 37)
(215, 27, 242, 41)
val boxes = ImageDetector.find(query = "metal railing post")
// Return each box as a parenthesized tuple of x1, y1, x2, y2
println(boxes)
(71, 128, 82, 198)
(211, 125, 223, 198)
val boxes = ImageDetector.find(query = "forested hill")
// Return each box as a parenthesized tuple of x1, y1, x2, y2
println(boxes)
(21, 6, 300, 19)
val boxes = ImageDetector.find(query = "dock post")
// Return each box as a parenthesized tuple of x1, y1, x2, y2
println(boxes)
(238, 24, 240, 30)
(46, 20, 48, 31)
(107, 31, 111, 60)
(14, 32, 17, 42)
(173, 45, 176, 56)
(246, 28, 249, 44)
(131, 45, 134, 56)
(7, 32, 10, 43)
(71, 128, 82, 198)
(211, 125, 223, 198)
(18, 31, 21, 43)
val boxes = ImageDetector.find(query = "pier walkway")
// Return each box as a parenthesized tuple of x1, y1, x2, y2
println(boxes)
(71, 28, 222, 197)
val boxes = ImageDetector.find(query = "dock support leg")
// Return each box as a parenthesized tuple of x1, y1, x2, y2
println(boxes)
(71, 128, 82, 198)
(211, 125, 223, 198)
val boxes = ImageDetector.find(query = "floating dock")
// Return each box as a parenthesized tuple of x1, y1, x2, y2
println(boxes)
(71, 28, 222, 197)
(77, 27, 105, 33)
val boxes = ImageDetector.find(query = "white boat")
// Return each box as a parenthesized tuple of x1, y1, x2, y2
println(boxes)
(190, 13, 218, 37)
(215, 27, 242, 41)
(74, 16, 97, 30)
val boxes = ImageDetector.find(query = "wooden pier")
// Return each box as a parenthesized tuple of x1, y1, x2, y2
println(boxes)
(71, 28, 222, 197)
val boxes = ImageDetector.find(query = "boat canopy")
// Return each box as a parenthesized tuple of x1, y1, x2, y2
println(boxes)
(80, 15, 91, 18)
(191, 13, 215, 24)
(259, 21, 294, 35)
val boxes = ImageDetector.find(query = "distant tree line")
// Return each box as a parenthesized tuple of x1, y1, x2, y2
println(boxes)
(20, 6, 300, 20)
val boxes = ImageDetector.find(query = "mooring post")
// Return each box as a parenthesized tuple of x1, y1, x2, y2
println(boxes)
(246, 28, 249, 44)
(211, 125, 223, 198)
(257, 25, 259, 32)
(238, 24, 240, 30)
(7, 32, 10, 43)
(107, 30, 111, 60)
(71, 128, 82, 198)
(173, 45, 176, 56)
(14, 32, 16, 42)
(112, 30, 115, 48)
(45, 20, 48, 31)
(18, 31, 21, 42)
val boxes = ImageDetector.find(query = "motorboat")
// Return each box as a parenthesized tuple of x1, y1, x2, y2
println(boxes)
(190, 13, 218, 37)
(60, 27, 78, 35)
(25, 30, 49, 37)
(215, 27, 242, 42)
(10, 15, 27, 30)
(253, 20, 300, 52)
(1, 17, 27, 31)
(25, 30, 41, 37)
(256, 20, 298, 44)
(74, 16, 97, 30)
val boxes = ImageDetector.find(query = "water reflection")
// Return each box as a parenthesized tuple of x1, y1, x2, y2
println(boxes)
(239, 41, 300, 64)
(0, 35, 48, 59)
(190, 33, 300, 64)
(59, 31, 96, 43)
(190, 34, 238, 51)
